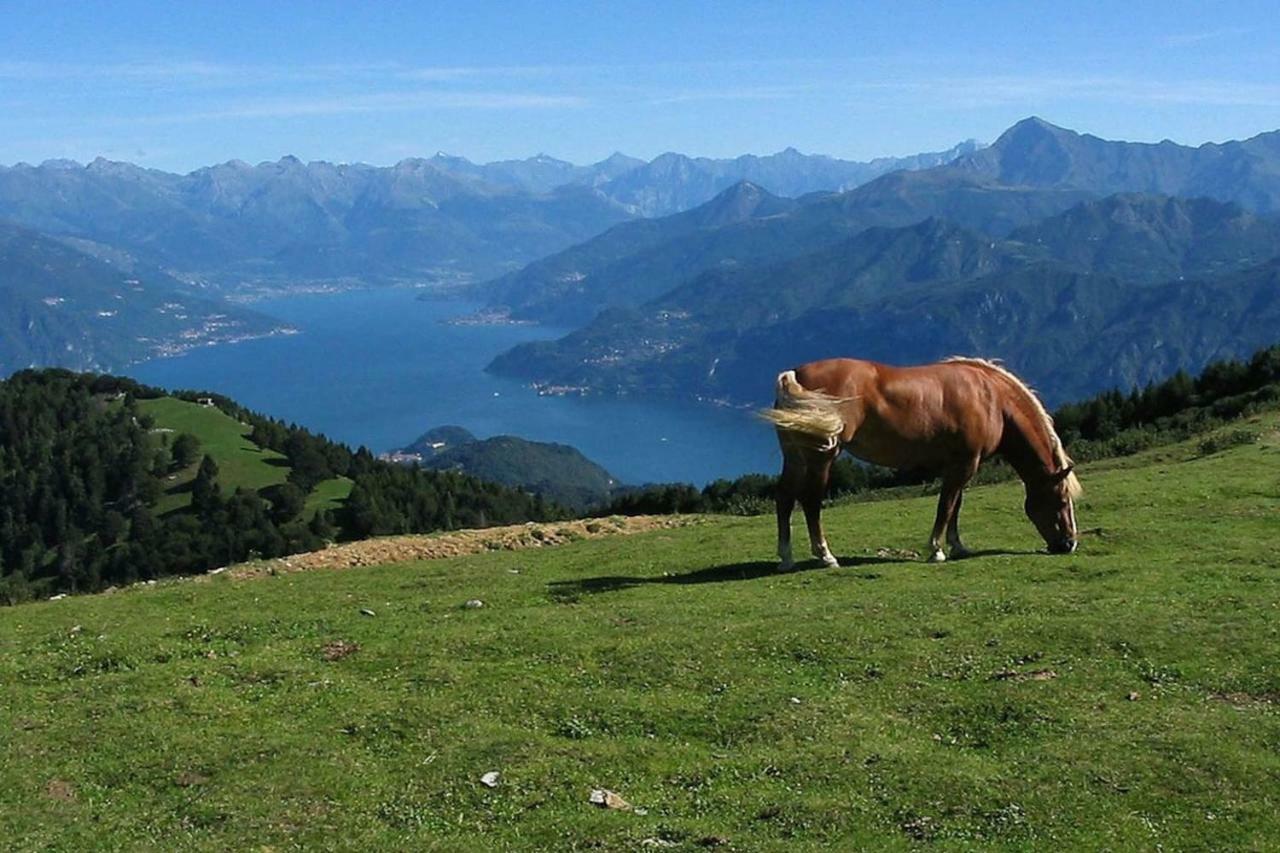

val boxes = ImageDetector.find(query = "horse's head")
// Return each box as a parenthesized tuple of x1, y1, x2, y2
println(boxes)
(1024, 466, 1080, 554)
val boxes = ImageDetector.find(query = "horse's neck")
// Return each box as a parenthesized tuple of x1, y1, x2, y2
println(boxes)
(998, 408, 1056, 484)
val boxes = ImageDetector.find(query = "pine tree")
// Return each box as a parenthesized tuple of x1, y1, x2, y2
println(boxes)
(191, 455, 222, 516)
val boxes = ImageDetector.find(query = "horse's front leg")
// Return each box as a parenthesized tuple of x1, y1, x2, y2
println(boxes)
(945, 490, 971, 558)
(928, 459, 979, 562)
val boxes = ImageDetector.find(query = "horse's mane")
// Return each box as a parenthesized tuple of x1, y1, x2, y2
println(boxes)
(941, 357, 1082, 497)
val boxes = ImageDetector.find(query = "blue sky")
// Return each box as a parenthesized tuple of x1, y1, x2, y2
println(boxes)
(2, 1, 1278, 172)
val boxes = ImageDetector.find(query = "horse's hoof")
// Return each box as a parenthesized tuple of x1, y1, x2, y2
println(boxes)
(778, 561, 796, 573)
(950, 546, 971, 560)
(927, 549, 947, 563)
(821, 555, 840, 568)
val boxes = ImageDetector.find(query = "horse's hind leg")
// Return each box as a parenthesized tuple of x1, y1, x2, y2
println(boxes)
(801, 447, 840, 568)
(776, 448, 802, 571)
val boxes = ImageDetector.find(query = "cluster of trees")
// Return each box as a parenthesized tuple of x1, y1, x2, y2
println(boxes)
(599, 343, 1280, 517)
(0, 371, 561, 603)
(0, 371, 161, 601)
(1055, 343, 1280, 458)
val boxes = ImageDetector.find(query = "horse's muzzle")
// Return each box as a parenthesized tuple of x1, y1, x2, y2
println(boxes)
(1050, 538, 1078, 554)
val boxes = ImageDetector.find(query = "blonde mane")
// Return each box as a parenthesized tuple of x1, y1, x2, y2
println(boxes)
(942, 357, 1082, 497)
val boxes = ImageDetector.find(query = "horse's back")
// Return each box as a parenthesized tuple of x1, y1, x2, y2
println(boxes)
(792, 358, 879, 398)
(788, 357, 1006, 465)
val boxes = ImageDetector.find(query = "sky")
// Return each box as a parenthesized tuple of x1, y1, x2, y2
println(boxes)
(2, 0, 1279, 173)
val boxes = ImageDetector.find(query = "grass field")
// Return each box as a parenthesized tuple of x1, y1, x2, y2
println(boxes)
(137, 397, 292, 514)
(304, 476, 354, 517)
(2, 415, 1278, 850)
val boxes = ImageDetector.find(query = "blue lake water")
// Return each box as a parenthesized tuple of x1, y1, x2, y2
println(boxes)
(130, 288, 780, 485)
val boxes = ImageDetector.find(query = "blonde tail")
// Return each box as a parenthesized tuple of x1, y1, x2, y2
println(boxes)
(758, 370, 846, 447)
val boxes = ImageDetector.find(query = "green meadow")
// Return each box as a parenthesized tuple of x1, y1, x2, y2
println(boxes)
(2, 415, 1278, 850)
(137, 397, 352, 516)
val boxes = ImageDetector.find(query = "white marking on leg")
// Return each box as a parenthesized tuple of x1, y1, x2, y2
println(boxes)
(778, 542, 794, 571)
(813, 540, 839, 568)
(928, 540, 947, 563)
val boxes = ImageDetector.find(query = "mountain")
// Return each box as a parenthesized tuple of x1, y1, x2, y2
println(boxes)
(485, 118, 1280, 327)
(427, 151, 646, 193)
(484, 118, 1280, 403)
(399, 425, 479, 456)
(1008, 193, 1280, 282)
(489, 192, 1280, 405)
(387, 427, 621, 510)
(0, 157, 636, 289)
(709, 258, 1280, 405)
(0, 140, 985, 293)
(599, 140, 983, 216)
(955, 117, 1280, 212)
(0, 222, 283, 376)
(483, 169, 1095, 325)
(480, 181, 802, 325)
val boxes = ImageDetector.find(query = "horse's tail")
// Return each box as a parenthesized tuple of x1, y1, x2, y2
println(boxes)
(758, 370, 846, 445)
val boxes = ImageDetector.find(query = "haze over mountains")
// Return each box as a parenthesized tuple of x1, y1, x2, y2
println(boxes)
(6, 116, 1280, 412)
(0, 138, 980, 374)
(486, 118, 1280, 404)
(0, 139, 980, 288)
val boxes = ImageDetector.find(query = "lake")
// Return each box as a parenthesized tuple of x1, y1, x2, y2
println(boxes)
(131, 288, 781, 486)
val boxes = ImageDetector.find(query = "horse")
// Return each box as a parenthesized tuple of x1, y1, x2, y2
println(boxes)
(759, 357, 1081, 569)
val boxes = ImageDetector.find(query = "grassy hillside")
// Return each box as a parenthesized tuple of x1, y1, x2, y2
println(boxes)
(139, 396, 355, 517)
(2, 415, 1278, 849)
(138, 397, 292, 513)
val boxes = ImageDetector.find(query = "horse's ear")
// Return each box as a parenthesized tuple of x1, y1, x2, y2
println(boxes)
(1052, 465, 1075, 482)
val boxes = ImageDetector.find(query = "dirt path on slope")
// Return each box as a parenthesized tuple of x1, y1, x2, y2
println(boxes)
(225, 515, 705, 580)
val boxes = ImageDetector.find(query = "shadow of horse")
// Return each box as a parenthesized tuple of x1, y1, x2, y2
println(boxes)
(547, 554, 909, 600)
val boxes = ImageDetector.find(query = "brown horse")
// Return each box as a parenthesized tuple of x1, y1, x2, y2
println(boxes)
(760, 357, 1081, 569)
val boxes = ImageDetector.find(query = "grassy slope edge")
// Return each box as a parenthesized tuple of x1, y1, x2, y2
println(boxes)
(136, 397, 353, 516)
(1, 414, 1278, 850)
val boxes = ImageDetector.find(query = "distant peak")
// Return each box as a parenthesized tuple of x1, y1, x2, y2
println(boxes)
(720, 179, 763, 196)
(996, 116, 1074, 143)
(1018, 116, 1064, 130)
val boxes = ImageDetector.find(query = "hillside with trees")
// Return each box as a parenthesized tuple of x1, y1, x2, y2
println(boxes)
(0, 370, 562, 602)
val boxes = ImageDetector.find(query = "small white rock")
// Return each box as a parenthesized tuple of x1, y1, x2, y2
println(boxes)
(359, 608, 376, 617)
(480, 771, 500, 788)
(589, 788, 632, 810)
(465, 599, 484, 609)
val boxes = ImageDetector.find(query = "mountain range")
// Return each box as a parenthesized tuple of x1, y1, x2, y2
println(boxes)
(486, 118, 1280, 405)
(7, 115, 1280, 409)
(0, 138, 983, 374)
(0, 141, 979, 292)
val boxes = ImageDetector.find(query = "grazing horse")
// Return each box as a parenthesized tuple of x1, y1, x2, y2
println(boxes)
(760, 357, 1081, 569)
